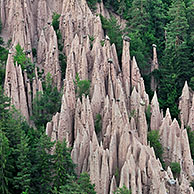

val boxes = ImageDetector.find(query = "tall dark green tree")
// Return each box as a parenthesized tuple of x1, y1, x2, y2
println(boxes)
(53, 140, 75, 190)
(58, 172, 96, 194)
(30, 133, 54, 194)
(14, 131, 31, 193)
(100, 15, 123, 61)
(165, 0, 189, 50)
(0, 129, 10, 194)
(158, 0, 192, 119)
(126, 0, 153, 69)
(77, 172, 96, 194)
(32, 73, 62, 128)
(128, 0, 151, 33)
(186, 1, 194, 81)
(114, 185, 132, 194)
(0, 86, 10, 119)
(147, 0, 166, 56)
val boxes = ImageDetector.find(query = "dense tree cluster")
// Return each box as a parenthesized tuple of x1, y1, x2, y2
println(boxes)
(1, 0, 194, 192)
(147, 130, 165, 168)
(0, 90, 96, 194)
(31, 73, 62, 128)
(97, 0, 194, 119)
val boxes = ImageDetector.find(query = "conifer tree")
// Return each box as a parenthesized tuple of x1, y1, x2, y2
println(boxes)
(158, 0, 192, 118)
(0, 129, 10, 194)
(128, 0, 151, 34)
(127, 0, 153, 69)
(165, 0, 189, 50)
(58, 173, 96, 194)
(14, 131, 31, 193)
(53, 140, 75, 190)
(0, 86, 10, 119)
(147, 0, 166, 55)
(30, 133, 54, 194)
(77, 172, 96, 194)
(186, 1, 194, 68)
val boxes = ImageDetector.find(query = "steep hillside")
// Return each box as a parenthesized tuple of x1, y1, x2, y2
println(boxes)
(0, 0, 194, 194)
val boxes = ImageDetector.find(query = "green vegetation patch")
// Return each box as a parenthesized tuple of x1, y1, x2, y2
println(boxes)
(74, 73, 90, 99)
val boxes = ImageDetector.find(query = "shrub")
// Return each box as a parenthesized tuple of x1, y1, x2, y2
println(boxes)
(31, 73, 62, 128)
(74, 73, 90, 99)
(147, 130, 163, 162)
(14, 44, 35, 81)
(7, 39, 12, 48)
(100, 40, 105, 47)
(59, 53, 66, 80)
(114, 185, 132, 194)
(170, 162, 181, 178)
(100, 15, 123, 62)
(86, 0, 101, 11)
(94, 114, 102, 134)
(145, 104, 151, 130)
(0, 42, 8, 86)
(89, 35, 95, 49)
(128, 109, 136, 122)
(190, 180, 194, 189)
(189, 77, 194, 91)
(32, 48, 37, 58)
(187, 126, 194, 162)
(52, 13, 61, 31)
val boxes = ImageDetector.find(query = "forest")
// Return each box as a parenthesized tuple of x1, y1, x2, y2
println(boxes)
(0, 0, 194, 193)
(94, 0, 194, 119)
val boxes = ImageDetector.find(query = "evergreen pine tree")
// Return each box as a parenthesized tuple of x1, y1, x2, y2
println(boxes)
(165, 0, 189, 50)
(58, 173, 96, 194)
(0, 86, 10, 119)
(30, 133, 54, 194)
(186, 1, 194, 80)
(77, 172, 96, 194)
(53, 140, 75, 190)
(127, 0, 153, 69)
(14, 131, 31, 193)
(147, 0, 166, 55)
(158, 0, 191, 118)
(128, 0, 151, 34)
(0, 129, 10, 194)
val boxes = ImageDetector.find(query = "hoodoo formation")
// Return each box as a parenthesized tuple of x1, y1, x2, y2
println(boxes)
(1, 0, 194, 194)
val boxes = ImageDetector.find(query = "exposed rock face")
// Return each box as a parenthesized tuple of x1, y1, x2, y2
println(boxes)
(179, 81, 194, 130)
(160, 110, 194, 180)
(188, 94, 194, 130)
(151, 44, 159, 91)
(4, 53, 29, 122)
(122, 38, 131, 107)
(2, 0, 194, 193)
(150, 92, 161, 130)
(37, 26, 61, 90)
